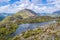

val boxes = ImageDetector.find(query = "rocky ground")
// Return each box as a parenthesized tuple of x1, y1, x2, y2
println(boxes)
(11, 21, 60, 40)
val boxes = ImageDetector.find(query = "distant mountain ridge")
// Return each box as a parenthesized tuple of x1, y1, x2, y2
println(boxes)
(51, 11, 60, 17)
(0, 9, 60, 21)
(14, 9, 37, 19)
(53, 11, 60, 13)
(0, 13, 13, 21)
(0, 9, 37, 21)
(37, 10, 60, 17)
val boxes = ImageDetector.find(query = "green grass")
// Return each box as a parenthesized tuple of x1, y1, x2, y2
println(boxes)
(0, 16, 53, 40)
(22, 28, 42, 38)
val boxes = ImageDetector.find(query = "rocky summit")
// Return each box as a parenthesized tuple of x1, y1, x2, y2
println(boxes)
(14, 9, 37, 19)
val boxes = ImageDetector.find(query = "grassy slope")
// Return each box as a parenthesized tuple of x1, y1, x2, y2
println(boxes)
(12, 22, 60, 40)
(0, 9, 58, 40)
(14, 9, 36, 19)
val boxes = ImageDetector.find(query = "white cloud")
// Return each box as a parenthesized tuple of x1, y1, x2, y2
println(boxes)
(0, 2, 29, 13)
(0, 0, 60, 13)
(46, 0, 60, 12)
(31, 0, 42, 4)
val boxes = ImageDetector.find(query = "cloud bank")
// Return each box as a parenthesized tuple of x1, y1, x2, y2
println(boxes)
(0, 0, 60, 13)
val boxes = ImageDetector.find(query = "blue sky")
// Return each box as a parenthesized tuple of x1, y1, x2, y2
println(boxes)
(0, 0, 47, 6)
(0, 0, 60, 13)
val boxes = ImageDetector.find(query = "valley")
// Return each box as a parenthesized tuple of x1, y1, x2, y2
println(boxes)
(0, 9, 60, 40)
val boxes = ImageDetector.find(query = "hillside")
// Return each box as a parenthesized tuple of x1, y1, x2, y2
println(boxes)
(0, 13, 14, 21)
(10, 21, 60, 40)
(0, 9, 60, 40)
(14, 9, 37, 19)
(1, 9, 53, 23)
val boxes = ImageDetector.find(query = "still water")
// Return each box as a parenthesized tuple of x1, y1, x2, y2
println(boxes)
(12, 21, 56, 36)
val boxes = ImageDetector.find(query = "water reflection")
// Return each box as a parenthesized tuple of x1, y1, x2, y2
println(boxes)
(12, 21, 56, 36)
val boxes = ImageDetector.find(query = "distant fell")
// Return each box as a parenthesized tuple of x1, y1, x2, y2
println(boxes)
(14, 9, 37, 18)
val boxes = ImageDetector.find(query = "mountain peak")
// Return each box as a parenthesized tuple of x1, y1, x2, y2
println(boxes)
(15, 9, 37, 18)
(21, 9, 31, 11)
(53, 10, 60, 13)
